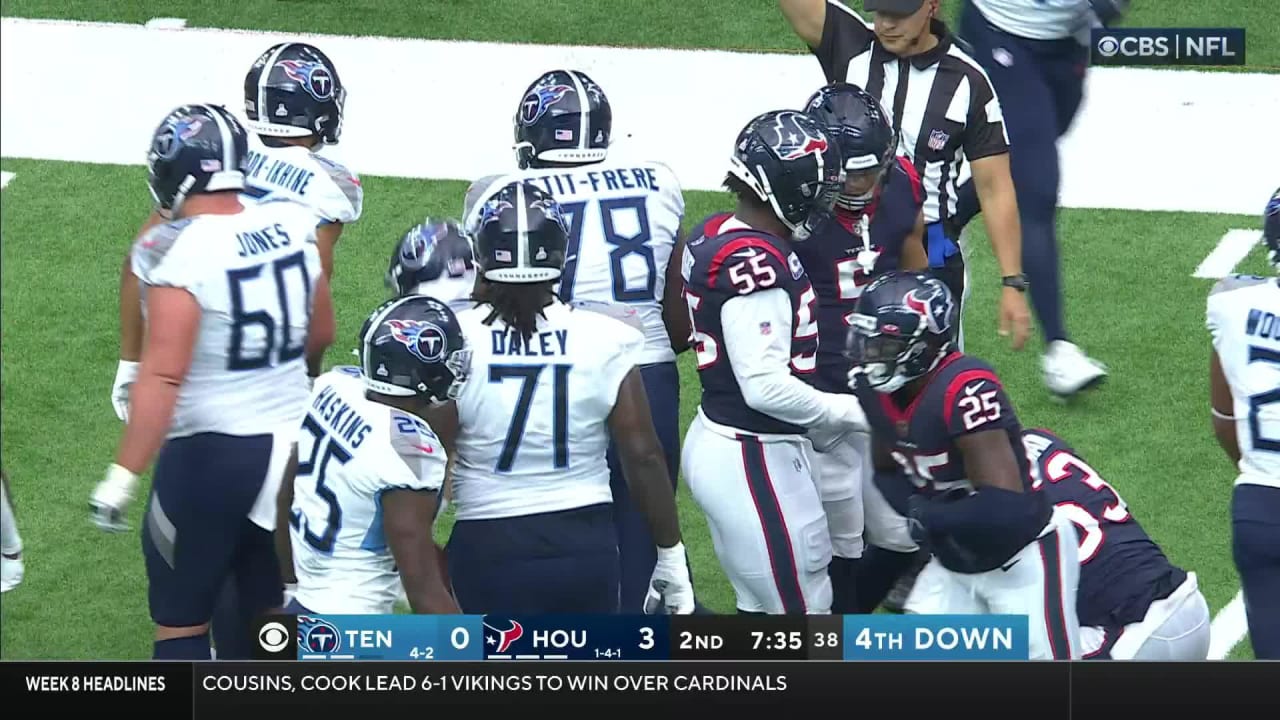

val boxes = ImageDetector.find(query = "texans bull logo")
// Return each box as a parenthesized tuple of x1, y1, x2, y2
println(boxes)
(387, 319, 448, 364)
(519, 84, 573, 126)
(768, 111, 829, 161)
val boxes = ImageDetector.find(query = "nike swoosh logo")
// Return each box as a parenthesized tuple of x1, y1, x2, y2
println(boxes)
(412, 443, 435, 454)
(1000, 558, 1020, 572)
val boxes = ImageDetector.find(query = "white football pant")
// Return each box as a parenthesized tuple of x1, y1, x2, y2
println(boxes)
(905, 505, 1082, 660)
(1081, 572, 1211, 661)
(683, 411, 832, 614)
(805, 428, 868, 560)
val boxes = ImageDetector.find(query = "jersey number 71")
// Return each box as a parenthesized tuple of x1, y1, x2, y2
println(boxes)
(489, 364, 571, 472)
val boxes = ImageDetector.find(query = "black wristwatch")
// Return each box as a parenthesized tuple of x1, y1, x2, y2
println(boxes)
(1001, 274, 1029, 291)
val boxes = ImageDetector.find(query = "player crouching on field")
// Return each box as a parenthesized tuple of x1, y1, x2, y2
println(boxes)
(276, 297, 466, 615)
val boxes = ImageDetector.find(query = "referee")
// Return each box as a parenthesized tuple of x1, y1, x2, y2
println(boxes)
(780, 0, 1031, 351)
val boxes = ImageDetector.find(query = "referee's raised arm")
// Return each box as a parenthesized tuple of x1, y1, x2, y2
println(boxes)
(780, 0, 1031, 351)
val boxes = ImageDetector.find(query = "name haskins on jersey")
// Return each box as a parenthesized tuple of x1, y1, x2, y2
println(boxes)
(243, 133, 363, 226)
(290, 369, 447, 614)
(462, 160, 684, 366)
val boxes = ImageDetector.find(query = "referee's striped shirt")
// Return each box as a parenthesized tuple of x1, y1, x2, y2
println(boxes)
(811, 1, 1009, 228)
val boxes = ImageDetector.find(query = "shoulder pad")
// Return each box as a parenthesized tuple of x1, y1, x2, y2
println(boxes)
(331, 365, 363, 379)
(570, 299, 645, 332)
(706, 235, 797, 295)
(1211, 274, 1270, 296)
(132, 218, 196, 281)
(313, 155, 363, 222)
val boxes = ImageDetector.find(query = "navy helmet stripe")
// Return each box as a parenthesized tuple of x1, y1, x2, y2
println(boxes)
(258, 43, 294, 123)
(565, 70, 589, 151)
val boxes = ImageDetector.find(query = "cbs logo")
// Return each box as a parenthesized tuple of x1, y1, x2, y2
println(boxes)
(258, 621, 292, 653)
(1096, 36, 1121, 57)
(1095, 35, 1170, 58)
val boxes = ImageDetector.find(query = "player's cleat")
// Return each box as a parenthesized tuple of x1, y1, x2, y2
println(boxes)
(1, 552, 22, 593)
(1042, 340, 1108, 398)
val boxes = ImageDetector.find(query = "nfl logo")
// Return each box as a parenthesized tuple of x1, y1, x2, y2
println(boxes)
(927, 129, 949, 151)
(759, 321, 772, 336)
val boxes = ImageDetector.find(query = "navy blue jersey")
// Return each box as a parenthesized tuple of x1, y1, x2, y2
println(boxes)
(682, 213, 818, 435)
(1022, 428, 1187, 632)
(855, 352, 1050, 570)
(795, 157, 925, 392)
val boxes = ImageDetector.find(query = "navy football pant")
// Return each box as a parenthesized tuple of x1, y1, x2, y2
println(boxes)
(447, 503, 621, 614)
(1232, 484, 1280, 659)
(955, 1, 1088, 344)
(608, 361, 680, 613)
(141, 433, 283, 638)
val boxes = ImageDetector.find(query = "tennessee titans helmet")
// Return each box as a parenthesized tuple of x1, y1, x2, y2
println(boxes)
(470, 180, 569, 283)
(803, 83, 897, 211)
(386, 218, 477, 298)
(146, 104, 248, 216)
(514, 69, 612, 169)
(1265, 187, 1280, 271)
(844, 271, 958, 394)
(358, 295, 471, 403)
(727, 109, 845, 241)
(243, 42, 346, 145)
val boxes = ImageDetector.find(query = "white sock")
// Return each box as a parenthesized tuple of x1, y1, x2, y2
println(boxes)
(1, 481, 22, 556)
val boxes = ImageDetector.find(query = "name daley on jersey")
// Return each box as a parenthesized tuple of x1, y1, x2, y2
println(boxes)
(492, 328, 569, 357)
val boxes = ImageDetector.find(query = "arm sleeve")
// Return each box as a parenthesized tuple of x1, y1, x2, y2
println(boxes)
(812, 1, 875, 83)
(384, 411, 448, 492)
(721, 288, 866, 431)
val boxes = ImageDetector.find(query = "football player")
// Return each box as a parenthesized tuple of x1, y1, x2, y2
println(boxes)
(1206, 187, 1280, 659)
(1022, 428, 1209, 660)
(276, 297, 465, 615)
(846, 271, 1080, 659)
(794, 82, 928, 613)
(682, 110, 869, 615)
(89, 104, 336, 659)
(1, 470, 22, 593)
(434, 180, 693, 615)
(461, 69, 690, 613)
(385, 219, 478, 313)
(113, 42, 359, 420)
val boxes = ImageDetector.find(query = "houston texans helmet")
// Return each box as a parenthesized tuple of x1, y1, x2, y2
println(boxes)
(727, 109, 844, 241)
(146, 104, 248, 216)
(386, 219, 478, 308)
(244, 42, 346, 145)
(514, 69, 612, 169)
(844, 271, 958, 393)
(803, 83, 897, 211)
(1265, 186, 1279, 271)
(358, 295, 470, 403)
(469, 180, 569, 283)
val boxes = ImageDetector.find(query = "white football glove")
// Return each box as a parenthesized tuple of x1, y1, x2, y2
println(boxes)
(644, 542, 695, 615)
(282, 582, 298, 608)
(90, 463, 138, 532)
(111, 361, 140, 422)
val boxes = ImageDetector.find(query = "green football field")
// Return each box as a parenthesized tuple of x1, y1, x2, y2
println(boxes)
(1, 1, 1275, 660)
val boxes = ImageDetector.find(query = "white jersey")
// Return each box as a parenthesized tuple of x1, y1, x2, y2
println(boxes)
(242, 134, 363, 225)
(291, 369, 447, 614)
(970, 0, 1093, 41)
(131, 200, 324, 439)
(451, 300, 644, 520)
(463, 159, 685, 365)
(1206, 275, 1280, 489)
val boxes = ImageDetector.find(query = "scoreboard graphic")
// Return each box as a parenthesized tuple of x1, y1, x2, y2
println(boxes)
(253, 613, 1029, 662)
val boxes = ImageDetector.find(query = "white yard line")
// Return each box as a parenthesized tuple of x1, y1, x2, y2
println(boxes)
(0, 170, 13, 190)
(1, 17, 1277, 213)
(1208, 590, 1248, 660)
(1193, 229, 1262, 278)
(143, 18, 188, 30)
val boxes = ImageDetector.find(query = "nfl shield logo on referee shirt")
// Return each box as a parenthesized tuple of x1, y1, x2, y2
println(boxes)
(928, 129, 949, 151)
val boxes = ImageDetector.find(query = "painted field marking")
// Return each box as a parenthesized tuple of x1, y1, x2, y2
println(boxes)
(143, 18, 187, 30)
(1208, 590, 1248, 660)
(1194, 229, 1261, 278)
(0, 171, 13, 190)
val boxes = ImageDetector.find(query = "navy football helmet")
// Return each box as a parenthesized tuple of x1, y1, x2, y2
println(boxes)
(727, 110, 844, 241)
(844, 271, 957, 393)
(1265, 186, 1280, 271)
(386, 218, 477, 298)
(470, 180, 569, 283)
(803, 83, 897, 211)
(359, 295, 470, 403)
(146, 104, 248, 216)
(514, 69, 612, 169)
(243, 42, 346, 145)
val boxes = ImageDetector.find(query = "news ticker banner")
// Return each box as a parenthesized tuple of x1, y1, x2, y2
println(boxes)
(251, 614, 1030, 662)
(8, 661, 1278, 714)
(1090, 28, 1245, 66)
